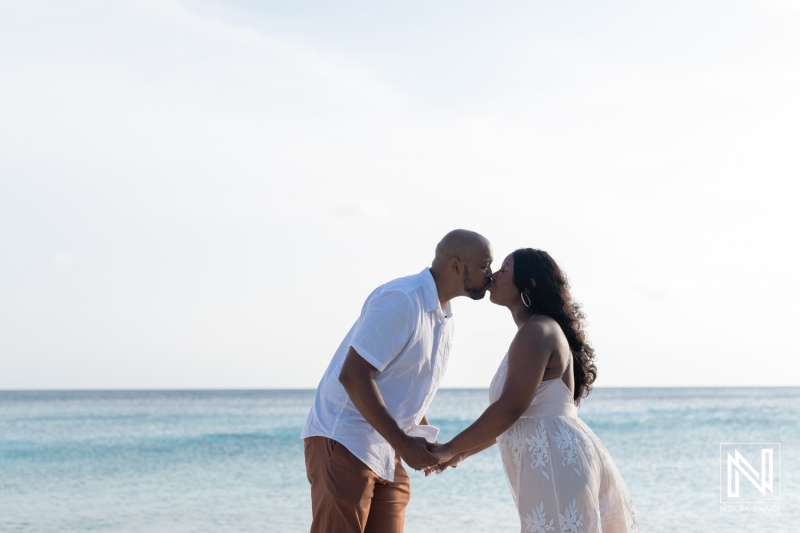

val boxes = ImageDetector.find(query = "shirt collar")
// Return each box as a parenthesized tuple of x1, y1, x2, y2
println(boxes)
(420, 268, 452, 317)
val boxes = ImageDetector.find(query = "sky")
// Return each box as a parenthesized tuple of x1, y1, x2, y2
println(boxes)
(1, 0, 798, 389)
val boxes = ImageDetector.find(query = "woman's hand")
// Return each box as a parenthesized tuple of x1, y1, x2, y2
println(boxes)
(424, 452, 466, 476)
(423, 442, 464, 476)
(432, 442, 454, 464)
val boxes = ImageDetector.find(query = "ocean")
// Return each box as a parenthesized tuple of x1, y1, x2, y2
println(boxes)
(1, 387, 797, 532)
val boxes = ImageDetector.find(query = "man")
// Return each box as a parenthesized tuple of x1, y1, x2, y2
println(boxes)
(301, 229, 493, 533)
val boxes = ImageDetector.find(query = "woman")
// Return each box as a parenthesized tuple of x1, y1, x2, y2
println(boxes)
(430, 248, 638, 532)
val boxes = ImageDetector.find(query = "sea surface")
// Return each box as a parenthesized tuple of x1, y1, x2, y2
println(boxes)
(1, 387, 798, 532)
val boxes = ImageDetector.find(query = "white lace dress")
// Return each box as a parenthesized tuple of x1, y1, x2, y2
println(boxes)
(489, 353, 639, 533)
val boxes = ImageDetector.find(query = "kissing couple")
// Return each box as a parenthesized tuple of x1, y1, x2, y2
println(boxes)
(301, 229, 638, 532)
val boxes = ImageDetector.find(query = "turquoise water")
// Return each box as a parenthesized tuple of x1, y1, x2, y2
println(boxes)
(1, 388, 798, 532)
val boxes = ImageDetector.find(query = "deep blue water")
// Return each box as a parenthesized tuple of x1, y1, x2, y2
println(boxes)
(1, 388, 798, 532)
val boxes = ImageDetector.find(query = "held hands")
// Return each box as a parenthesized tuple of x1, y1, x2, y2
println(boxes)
(397, 436, 440, 471)
(397, 436, 467, 476)
(423, 442, 466, 476)
(425, 453, 465, 476)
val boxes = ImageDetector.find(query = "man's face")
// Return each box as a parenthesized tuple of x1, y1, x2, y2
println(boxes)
(462, 248, 494, 300)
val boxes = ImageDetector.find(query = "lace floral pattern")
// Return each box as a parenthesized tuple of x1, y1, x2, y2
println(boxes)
(558, 499, 584, 532)
(583, 430, 600, 465)
(598, 494, 622, 526)
(526, 420, 551, 479)
(525, 502, 555, 532)
(554, 419, 582, 477)
(502, 425, 527, 468)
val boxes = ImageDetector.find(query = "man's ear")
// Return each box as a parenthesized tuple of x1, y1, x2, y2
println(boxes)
(449, 257, 460, 273)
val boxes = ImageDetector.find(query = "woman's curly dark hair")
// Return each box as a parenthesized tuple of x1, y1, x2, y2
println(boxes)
(512, 248, 597, 404)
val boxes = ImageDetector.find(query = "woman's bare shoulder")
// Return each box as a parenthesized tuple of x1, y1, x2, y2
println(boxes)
(510, 316, 559, 356)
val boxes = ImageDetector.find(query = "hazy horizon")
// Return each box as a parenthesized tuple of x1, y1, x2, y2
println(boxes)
(2, 385, 797, 392)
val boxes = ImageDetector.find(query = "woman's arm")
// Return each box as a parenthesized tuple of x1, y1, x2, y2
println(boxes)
(433, 321, 554, 462)
(461, 439, 497, 459)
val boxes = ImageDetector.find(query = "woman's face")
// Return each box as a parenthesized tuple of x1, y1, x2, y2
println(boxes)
(488, 253, 517, 306)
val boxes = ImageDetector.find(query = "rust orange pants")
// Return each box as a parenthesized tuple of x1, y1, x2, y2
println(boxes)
(304, 437, 411, 533)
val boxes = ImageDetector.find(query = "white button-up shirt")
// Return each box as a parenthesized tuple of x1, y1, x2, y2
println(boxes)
(301, 268, 453, 481)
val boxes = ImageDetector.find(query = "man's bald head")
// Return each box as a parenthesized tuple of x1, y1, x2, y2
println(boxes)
(433, 229, 491, 268)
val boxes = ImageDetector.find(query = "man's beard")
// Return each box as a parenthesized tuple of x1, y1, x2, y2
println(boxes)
(463, 265, 488, 300)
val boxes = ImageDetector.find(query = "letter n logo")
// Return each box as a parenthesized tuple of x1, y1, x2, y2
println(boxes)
(720, 443, 780, 503)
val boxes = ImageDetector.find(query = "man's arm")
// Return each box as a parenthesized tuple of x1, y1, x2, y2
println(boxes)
(338, 346, 439, 471)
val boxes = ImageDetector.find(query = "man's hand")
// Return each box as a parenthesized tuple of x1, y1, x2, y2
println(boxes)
(396, 436, 439, 471)
(412, 436, 439, 450)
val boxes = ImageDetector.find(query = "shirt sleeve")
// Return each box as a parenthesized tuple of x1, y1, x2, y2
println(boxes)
(350, 289, 416, 372)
